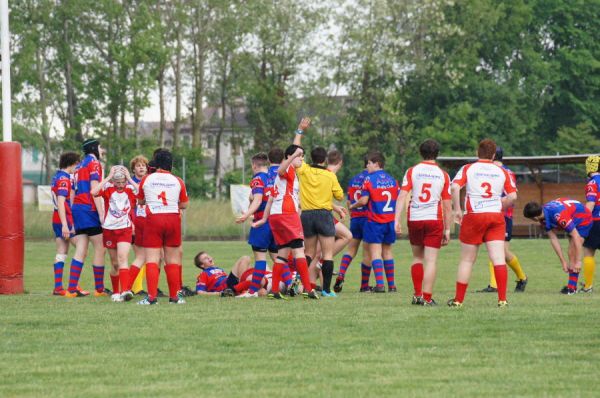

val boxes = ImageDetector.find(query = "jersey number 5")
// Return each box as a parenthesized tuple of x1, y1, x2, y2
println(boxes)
(418, 183, 432, 202)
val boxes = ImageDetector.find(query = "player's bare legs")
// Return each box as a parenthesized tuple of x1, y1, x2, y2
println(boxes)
(231, 255, 252, 277)
(333, 223, 352, 256)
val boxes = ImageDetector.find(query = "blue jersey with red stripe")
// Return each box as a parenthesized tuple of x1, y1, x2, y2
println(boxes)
(362, 170, 399, 223)
(266, 165, 278, 190)
(543, 198, 592, 233)
(348, 170, 369, 218)
(585, 175, 600, 221)
(73, 154, 103, 210)
(196, 267, 228, 292)
(51, 170, 73, 225)
(250, 172, 269, 221)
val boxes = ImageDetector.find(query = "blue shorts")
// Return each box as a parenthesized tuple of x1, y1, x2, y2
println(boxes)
(52, 223, 74, 239)
(363, 220, 396, 245)
(504, 217, 513, 242)
(350, 217, 367, 240)
(583, 221, 600, 250)
(248, 222, 278, 252)
(72, 204, 102, 231)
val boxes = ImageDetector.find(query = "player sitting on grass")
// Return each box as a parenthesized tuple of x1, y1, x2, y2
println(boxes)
(50, 151, 80, 296)
(524, 198, 592, 295)
(349, 151, 399, 293)
(395, 139, 452, 306)
(448, 139, 516, 308)
(581, 155, 600, 293)
(194, 252, 256, 296)
(92, 166, 138, 302)
(335, 156, 372, 293)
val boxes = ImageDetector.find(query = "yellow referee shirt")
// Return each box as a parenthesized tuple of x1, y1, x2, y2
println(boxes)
(296, 162, 344, 211)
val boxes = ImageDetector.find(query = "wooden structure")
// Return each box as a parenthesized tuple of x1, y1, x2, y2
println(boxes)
(438, 154, 594, 237)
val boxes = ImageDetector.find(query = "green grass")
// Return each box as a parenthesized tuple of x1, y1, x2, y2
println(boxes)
(1, 239, 599, 397)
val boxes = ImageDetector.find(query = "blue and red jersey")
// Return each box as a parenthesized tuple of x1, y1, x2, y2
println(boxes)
(348, 170, 369, 218)
(196, 267, 228, 292)
(585, 175, 600, 221)
(502, 165, 516, 219)
(250, 171, 269, 221)
(361, 170, 399, 223)
(51, 170, 73, 225)
(542, 198, 592, 234)
(73, 154, 103, 210)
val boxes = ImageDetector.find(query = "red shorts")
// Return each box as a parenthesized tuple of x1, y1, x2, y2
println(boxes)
(103, 227, 133, 249)
(133, 216, 146, 247)
(143, 213, 182, 248)
(459, 213, 505, 245)
(408, 219, 443, 249)
(269, 213, 304, 246)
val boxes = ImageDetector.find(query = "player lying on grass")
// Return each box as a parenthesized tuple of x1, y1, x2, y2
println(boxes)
(92, 165, 138, 302)
(194, 252, 256, 296)
(50, 151, 81, 296)
(524, 198, 592, 295)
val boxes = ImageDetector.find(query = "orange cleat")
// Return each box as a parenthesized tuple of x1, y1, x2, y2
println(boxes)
(52, 288, 67, 296)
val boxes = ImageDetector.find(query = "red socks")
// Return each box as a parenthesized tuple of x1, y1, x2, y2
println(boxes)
(271, 263, 284, 294)
(119, 269, 130, 292)
(146, 262, 160, 300)
(455, 282, 468, 303)
(411, 263, 424, 296)
(164, 264, 180, 299)
(294, 257, 313, 293)
(110, 274, 120, 294)
(493, 264, 508, 301)
(233, 280, 252, 294)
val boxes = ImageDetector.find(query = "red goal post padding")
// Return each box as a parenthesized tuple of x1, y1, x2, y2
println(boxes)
(0, 142, 24, 294)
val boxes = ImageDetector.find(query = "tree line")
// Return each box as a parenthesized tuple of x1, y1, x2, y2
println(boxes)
(6, 0, 600, 193)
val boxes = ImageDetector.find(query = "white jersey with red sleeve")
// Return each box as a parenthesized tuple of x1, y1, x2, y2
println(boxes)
(401, 161, 451, 221)
(100, 185, 137, 230)
(270, 165, 300, 215)
(138, 170, 188, 215)
(452, 159, 516, 214)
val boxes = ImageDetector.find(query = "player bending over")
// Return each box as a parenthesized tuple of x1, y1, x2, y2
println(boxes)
(524, 198, 592, 295)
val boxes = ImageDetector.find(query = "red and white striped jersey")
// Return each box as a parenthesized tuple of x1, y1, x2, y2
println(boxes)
(138, 170, 188, 215)
(452, 159, 516, 214)
(401, 161, 451, 221)
(270, 165, 300, 215)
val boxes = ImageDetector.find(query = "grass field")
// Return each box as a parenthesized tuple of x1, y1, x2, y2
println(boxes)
(1, 239, 599, 397)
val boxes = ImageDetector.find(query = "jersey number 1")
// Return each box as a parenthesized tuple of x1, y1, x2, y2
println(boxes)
(158, 191, 167, 206)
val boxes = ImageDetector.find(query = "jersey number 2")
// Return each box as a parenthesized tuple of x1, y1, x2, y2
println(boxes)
(382, 191, 393, 212)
